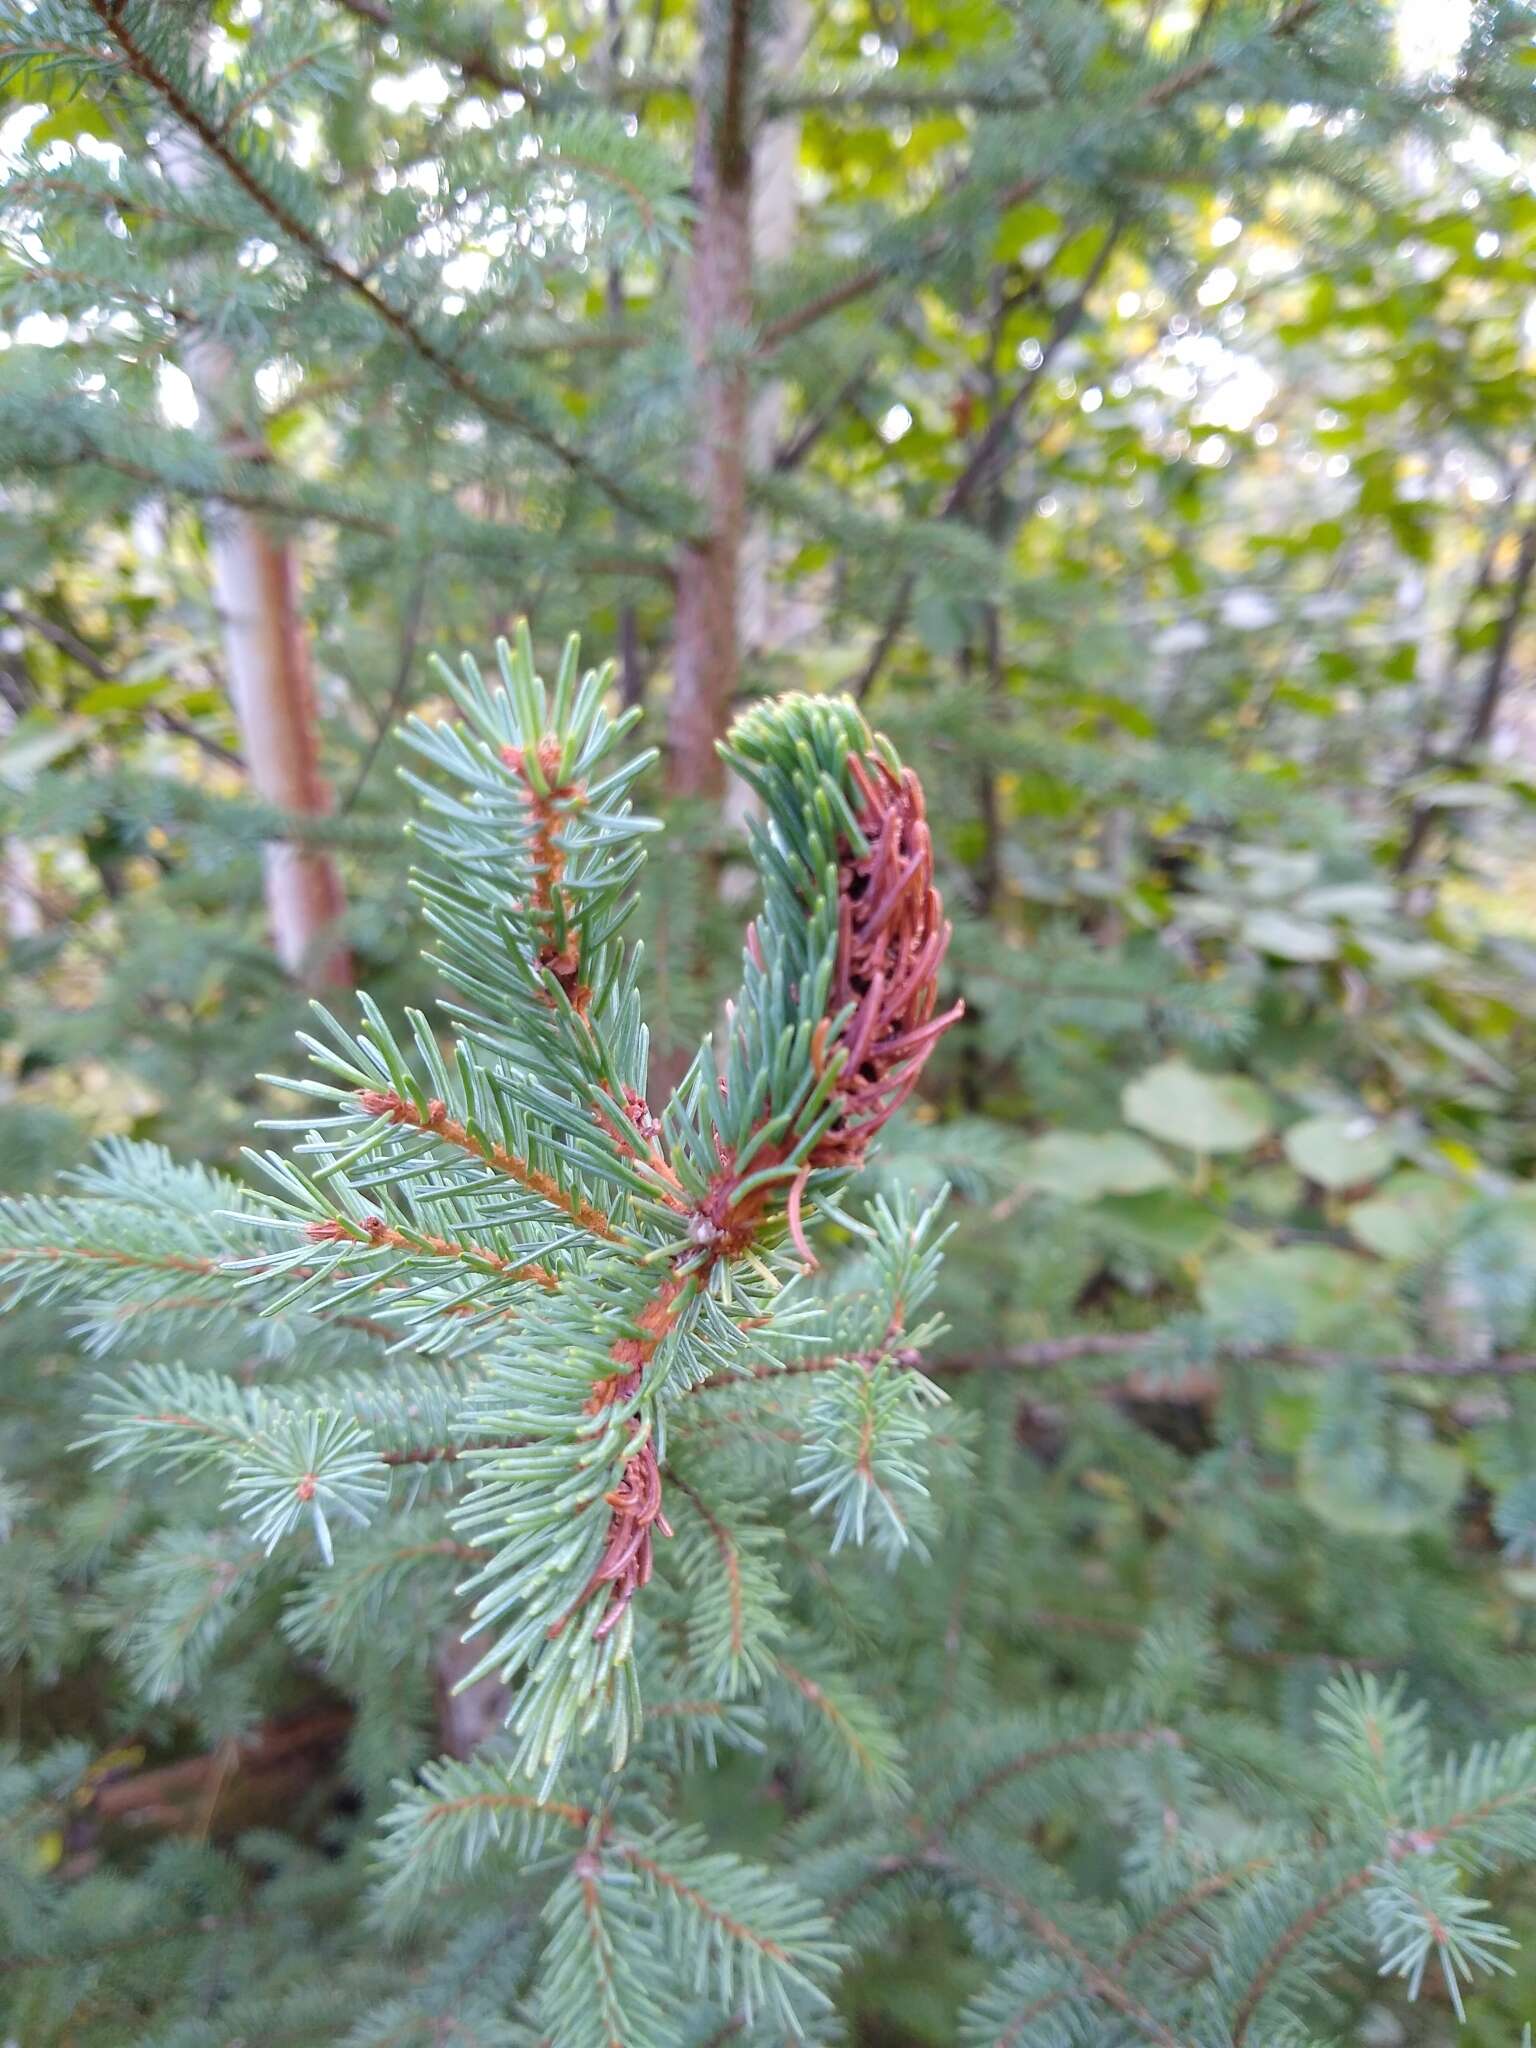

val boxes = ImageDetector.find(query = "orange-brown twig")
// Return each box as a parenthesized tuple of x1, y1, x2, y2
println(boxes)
(304, 1214, 558, 1290)
(356, 1088, 615, 1238)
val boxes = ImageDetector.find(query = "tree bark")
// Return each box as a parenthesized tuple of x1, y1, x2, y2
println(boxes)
(159, 130, 350, 986)
(740, 0, 808, 664)
(602, 0, 648, 714)
(1398, 505, 1536, 879)
(201, 493, 350, 983)
(668, 0, 755, 798)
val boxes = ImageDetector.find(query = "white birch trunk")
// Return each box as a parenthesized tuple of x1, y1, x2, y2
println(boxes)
(159, 128, 350, 986)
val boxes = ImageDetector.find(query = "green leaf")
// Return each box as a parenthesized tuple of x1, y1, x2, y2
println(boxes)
(992, 201, 1060, 262)
(1241, 909, 1337, 962)
(1296, 883, 1394, 921)
(1283, 1113, 1400, 1191)
(1347, 1171, 1472, 1260)
(1093, 1189, 1222, 1258)
(1121, 1061, 1273, 1155)
(0, 712, 89, 789)
(1017, 1130, 1174, 1201)
(1299, 1423, 1462, 1538)
(75, 678, 168, 716)
(1359, 933, 1452, 979)
(1232, 848, 1321, 898)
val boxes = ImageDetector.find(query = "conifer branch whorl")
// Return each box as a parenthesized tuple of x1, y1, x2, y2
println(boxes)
(10, 635, 961, 1817)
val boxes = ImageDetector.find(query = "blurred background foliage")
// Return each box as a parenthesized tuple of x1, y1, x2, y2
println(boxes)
(10, 0, 1536, 2040)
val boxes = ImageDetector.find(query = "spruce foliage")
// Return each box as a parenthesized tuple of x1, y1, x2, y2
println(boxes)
(9, 1, 1536, 2043)
(1, 633, 965, 2041)
(11, 635, 1536, 2042)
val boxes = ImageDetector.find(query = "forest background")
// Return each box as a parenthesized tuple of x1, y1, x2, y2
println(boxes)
(9, 0, 1536, 2042)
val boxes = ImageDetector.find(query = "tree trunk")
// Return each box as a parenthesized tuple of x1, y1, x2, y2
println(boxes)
(668, 0, 755, 798)
(740, 0, 808, 665)
(201, 497, 350, 982)
(159, 131, 350, 986)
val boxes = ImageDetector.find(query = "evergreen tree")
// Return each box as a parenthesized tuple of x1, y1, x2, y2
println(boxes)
(10, 2, 1536, 2043)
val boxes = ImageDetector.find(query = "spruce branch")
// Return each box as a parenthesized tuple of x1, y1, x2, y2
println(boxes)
(666, 1475, 787, 1695)
(0, 388, 672, 578)
(942, 1712, 1187, 1832)
(26, 626, 962, 2022)
(347, 1086, 621, 1238)
(82, 0, 673, 529)
(333, 0, 567, 109)
(1221, 1681, 1536, 2042)
(771, 1647, 910, 1802)
(240, 638, 961, 1790)
(936, 1850, 1183, 2048)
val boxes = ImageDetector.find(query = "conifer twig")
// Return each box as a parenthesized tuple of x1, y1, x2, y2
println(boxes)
(938, 1336, 1536, 1381)
(352, 1090, 618, 1240)
(922, 1851, 1185, 2048)
(303, 1213, 560, 1290)
(944, 1725, 1183, 1827)
(1229, 1869, 1376, 2044)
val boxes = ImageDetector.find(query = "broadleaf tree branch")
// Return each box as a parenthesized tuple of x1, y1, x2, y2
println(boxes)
(851, 220, 1123, 701)
(755, 0, 1323, 356)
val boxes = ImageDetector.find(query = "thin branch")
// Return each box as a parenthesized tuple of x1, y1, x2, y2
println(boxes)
(945, 1725, 1183, 1828)
(1230, 1775, 1536, 2043)
(947, 1335, 1536, 1381)
(1024, 1607, 1398, 1671)
(304, 1211, 561, 1289)
(773, 1655, 886, 1778)
(221, 38, 348, 126)
(1006, 1855, 1278, 2043)
(89, 1282, 399, 1347)
(1229, 1868, 1375, 2045)
(88, 1707, 352, 1823)
(610, 1839, 803, 1962)
(688, 1342, 921, 1395)
(0, 1243, 217, 1279)
(692, 1328, 1536, 1390)
(18, 439, 669, 579)
(947, 228, 1122, 523)
(771, 353, 875, 473)
(3, 604, 241, 768)
(851, 222, 1122, 701)
(1400, 504, 1536, 875)
(1118, 1857, 1276, 1964)
(1465, 515, 1536, 748)
(922, 1850, 1184, 2048)
(334, 0, 562, 106)
(670, 1473, 744, 1660)
(849, 599, 911, 704)
(764, 79, 1057, 115)
(337, 560, 428, 813)
(410, 1785, 590, 1832)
